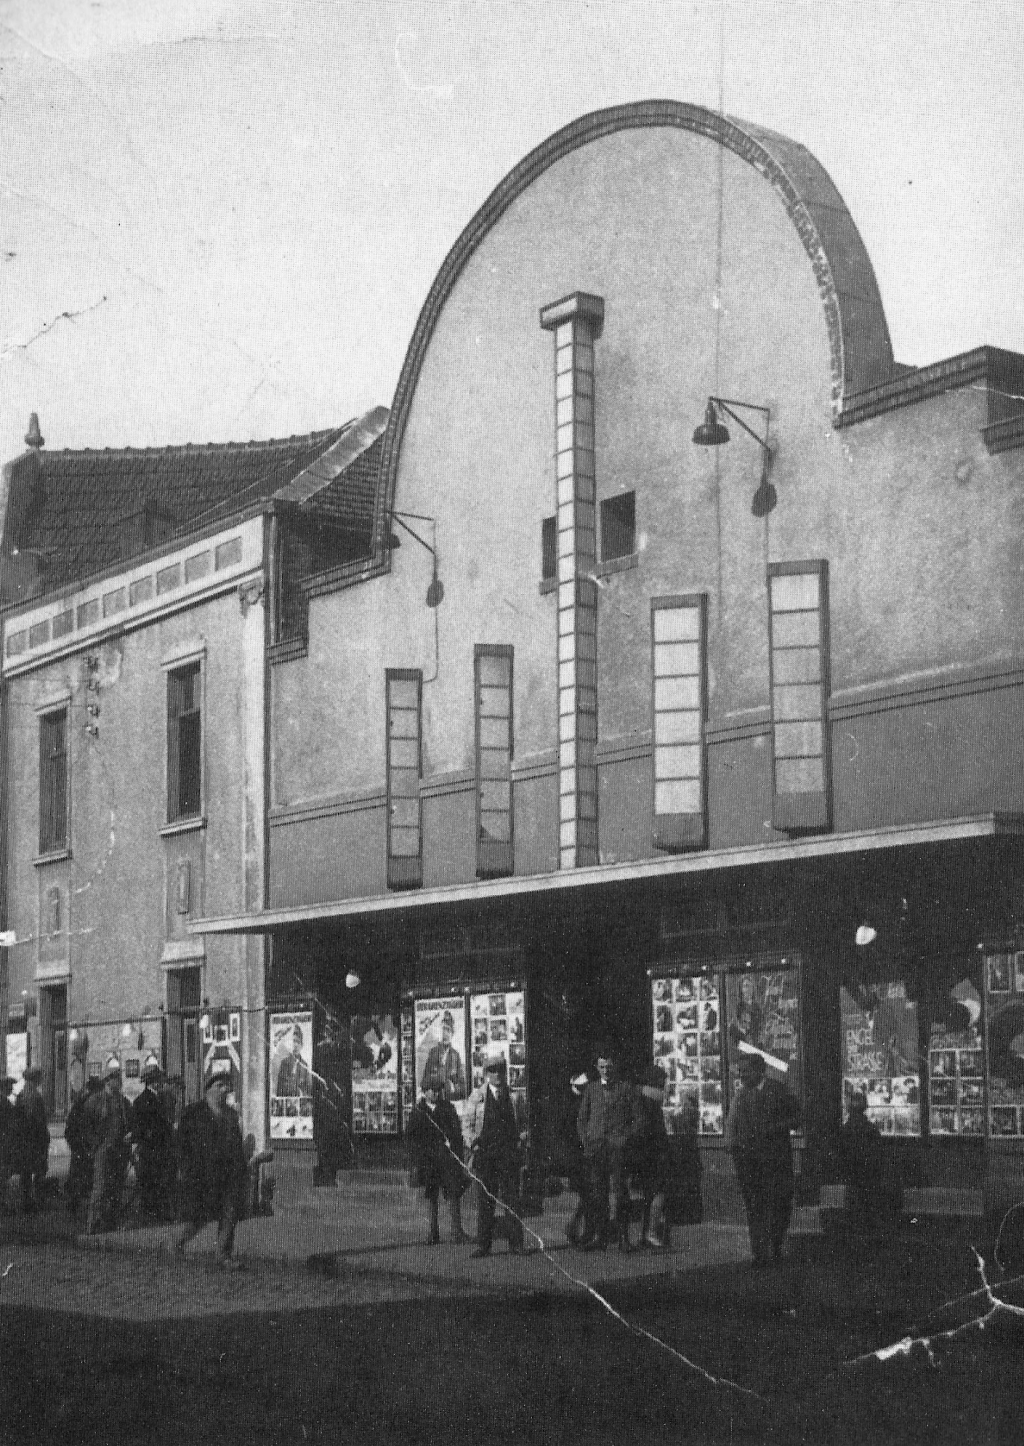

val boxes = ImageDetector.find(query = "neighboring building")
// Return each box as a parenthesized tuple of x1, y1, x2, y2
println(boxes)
(0, 408, 387, 1145)
(190, 101, 1024, 1216)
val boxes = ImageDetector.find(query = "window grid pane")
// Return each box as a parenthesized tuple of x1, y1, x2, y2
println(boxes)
(475, 649, 513, 871)
(386, 673, 422, 877)
(769, 564, 828, 812)
(652, 602, 704, 822)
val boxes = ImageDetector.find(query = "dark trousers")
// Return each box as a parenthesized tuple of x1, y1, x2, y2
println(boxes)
(177, 1196, 240, 1259)
(19, 1162, 47, 1213)
(734, 1156, 793, 1263)
(475, 1154, 523, 1252)
(583, 1144, 628, 1241)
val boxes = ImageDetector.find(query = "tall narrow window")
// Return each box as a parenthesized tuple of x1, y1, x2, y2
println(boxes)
(386, 669, 422, 889)
(600, 491, 635, 562)
(167, 661, 202, 822)
(475, 646, 513, 878)
(651, 596, 707, 851)
(768, 560, 831, 832)
(39, 709, 68, 854)
(541, 517, 556, 583)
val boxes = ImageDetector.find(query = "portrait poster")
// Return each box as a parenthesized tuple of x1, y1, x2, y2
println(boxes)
(269, 1010, 314, 1141)
(840, 981, 920, 1135)
(928, 977, 985, 1137)
(651, 974, 722, 1135)
(724, 968, 803, 1106)
(414, 995, 468, 1119)
(400, 1004, 416, 1120)
(468, 989, 527, 1106)
(985, 951, 1024, 1138)
(349, 1012, 399, 1135)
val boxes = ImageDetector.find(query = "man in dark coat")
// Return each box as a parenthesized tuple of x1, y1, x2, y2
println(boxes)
(64, 1076, 103, 1220)
(724, 1052, 801, 1266)
(406, 1080, 468, 1244)
(12, 1068, 50, 1213)
(465, 1055, 527, 1257)
(174, 1071, 249, 1268)
(83, 1063, 131, 1233)
(838, 1091, 902, 1230)
(0, 1075, 18, 1211)
(576, 1046, 638, 1251)
(131, 1064, 176, 1220)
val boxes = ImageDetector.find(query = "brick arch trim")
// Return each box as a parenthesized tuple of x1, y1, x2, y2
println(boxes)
(374, 100, 894, 554)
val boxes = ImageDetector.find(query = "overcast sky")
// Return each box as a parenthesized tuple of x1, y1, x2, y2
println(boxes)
(2, 0, 1023, 463)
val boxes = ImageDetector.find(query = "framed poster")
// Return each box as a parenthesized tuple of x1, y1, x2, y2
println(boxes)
(414, 995, 468, 1116)
(651, 973, 723, 1135)
(400, 1004, 415, 1119)
(985, 951, 1024, 1138)
(468, 988, 527, 1108)
(269, 1010, 314, 1140)
(928, 976, 985, 1137)
(840, 980, 920, 1135)
(349, 1012, 399, 1135)
(724, 967, 803, 1107)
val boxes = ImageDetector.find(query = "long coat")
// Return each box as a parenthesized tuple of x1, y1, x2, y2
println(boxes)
(177, 1100, 249, 1222)
(11, 1089, 49, 1173)
(406, 1098, 466, 1198)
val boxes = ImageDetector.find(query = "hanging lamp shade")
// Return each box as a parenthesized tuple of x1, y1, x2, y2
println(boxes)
(692, 399, 730, 446)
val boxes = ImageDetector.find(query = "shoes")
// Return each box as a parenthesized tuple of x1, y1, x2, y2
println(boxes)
(471, 1247, 491, 1259)
(644, 1233, 665, 1250)
(426, 1232, 440, 1246)
(451, 1229, 468, 1245)
(581, 1236, 607, 1252)
(218, 1257, 244, 1271)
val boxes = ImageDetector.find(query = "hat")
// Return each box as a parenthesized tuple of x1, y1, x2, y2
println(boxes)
(142, 1063, 162, 1083)
(483, 1052, 506, 1073)
(205, 1069, 231, 1092)
(24, 1066, 43, 1084)
(85, 1076, 104, 1094)
(103, 1061, 122, 1081)
(737, 1050, 766, 1079)
(441, 1011, 455, 1030)
(570, 1072, 589, 1092)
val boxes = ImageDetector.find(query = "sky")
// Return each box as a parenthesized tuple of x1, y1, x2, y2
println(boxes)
(1, 0, 1023, 464)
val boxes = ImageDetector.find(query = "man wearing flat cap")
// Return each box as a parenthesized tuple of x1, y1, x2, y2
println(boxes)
(724, 1051, 800, 1267)
(12, 1067, 50, 1213)
(132, 1063, 175, 1220)
(83, 1062, 131, 1233)
(464, 1054, 527, 1257)
(420, 1010, 466, 1102)
(175, 1070, 249, 1268)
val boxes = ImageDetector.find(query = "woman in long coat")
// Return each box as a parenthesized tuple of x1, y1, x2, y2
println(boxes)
(406, 1081, 467, 1244)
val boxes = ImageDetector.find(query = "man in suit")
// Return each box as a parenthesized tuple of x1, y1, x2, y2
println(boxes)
(83, 1063, 131, 1233)
(464, 1054, 527, 1257)
(275, 1025, 312, 1097)
(576, 1044, 638, 1252)
(420, 1011, 466, 1102)
(724, 1051, 801, 1266)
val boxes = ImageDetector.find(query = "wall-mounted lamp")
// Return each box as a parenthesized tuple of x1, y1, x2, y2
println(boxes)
(345, 971, 361, 990)
(692, 396, 776, 517)
(855, 924, 878, 947)
(391, 513, 444, 608)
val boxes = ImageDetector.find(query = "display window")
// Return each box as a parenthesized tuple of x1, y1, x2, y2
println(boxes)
(840, 980, 921, 1136)
(985, 950, 1024, 1138)
(404, 982, 528, 1130)
(269, 1010, 314, 1141)
(469, 989, 527, 1111)
(349, 1012, 400, 1135)
(650, 959, 803, 1137)
(927, 973, 985, 1137)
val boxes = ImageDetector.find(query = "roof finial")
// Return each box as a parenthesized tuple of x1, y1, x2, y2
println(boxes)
(25, 413, 44, 450)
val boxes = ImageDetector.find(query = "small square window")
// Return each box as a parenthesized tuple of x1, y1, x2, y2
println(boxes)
(600, 492, 635, 562)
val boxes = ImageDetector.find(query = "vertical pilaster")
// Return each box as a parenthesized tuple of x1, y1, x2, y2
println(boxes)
(540, 291, 604, 869)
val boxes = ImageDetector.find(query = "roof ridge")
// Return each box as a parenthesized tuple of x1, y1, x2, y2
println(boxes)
(52, 422, 353, 459)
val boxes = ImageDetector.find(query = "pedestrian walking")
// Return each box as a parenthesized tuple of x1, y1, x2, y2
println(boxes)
(576, 1045, 637, 1252)
(553, 1070, 590, 1245)
(406, 1080, 468, 1244)
(632, 1064, 672, 1249)
(131, 1064, 176, 1220)
(174, 1071, 249, 1268)
(724, 1051, 800, 1267)
(83, 1063, 131, 1233)
(12, 1067, 50, 1213)
(464, 1054, 527, 1258)
(64, 1076, 103, 1220)
(0, 1075, 16, 1211)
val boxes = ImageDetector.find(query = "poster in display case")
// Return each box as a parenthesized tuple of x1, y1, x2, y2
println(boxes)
(349, 1012, 400, 1135)
(413, 995, 468, 1118)
(269, 1010, 314, 1141)
(985, 951, 1024, 1138)
(724, 967, 803, 1107)
(469, 989, 527, 1110)
(928, 976, 985, 1136)
(840, 980, 920, 1135)
(400, 1004, 415, 1117)
(651, 973, 723, 1134)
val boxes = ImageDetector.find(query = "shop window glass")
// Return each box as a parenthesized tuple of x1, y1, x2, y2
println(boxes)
(840, 980, 921, 1135)
(474, 646, 513, 878)
(650, 972, 723, 1135)
(349, 1012, 399, 1135)
(928, 973, 985, 1137)
(386, 670, 422, 889)
(985, 950, 1024, 1139)
(768, 561, 830, 833)
(651, 595, 707, 851)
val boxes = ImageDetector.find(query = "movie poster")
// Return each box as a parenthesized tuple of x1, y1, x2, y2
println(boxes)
(414, 996, 468, 1119)
(651, 974, 723, 1135)
(400, 1004, 415, 1119)
(349, 1012, 399, 1135)
(840, 980, 920, 1135)
(468, 989, 527, 1107)
(269, 1010, 314, 1140)
(985, 951, 1024, 1138)
(724, 968, 803, 1106)
(928, 976, 985, 1137)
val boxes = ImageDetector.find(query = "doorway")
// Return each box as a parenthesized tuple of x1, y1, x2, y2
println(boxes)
(39, 984, 68, 1119)
(166, 965, 203, 1105)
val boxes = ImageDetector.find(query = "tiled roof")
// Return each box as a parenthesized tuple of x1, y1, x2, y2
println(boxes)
(1, 410, 388, 605)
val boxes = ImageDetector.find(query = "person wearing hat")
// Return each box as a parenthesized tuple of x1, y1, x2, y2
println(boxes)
(0, 1074, 18, 1213)
(551, 1069, 591, 1246)
(576, 1045, 638, 1252)
(405, 1078, 469, 1245)
(63, 1075, 104, 1222)
(83, 1062, 131, 1234)
(632, 1065, 672, 1249)
(275, 1024, 312, 1099)
(131, 1063, 176, 1221)
(724, 1050, 800, 1267)
(174, 1070, 249, 1268)
(420, 1010, 466, 1103)
(463, 1053, 528, 1257)
(11, 1067, 50, 1213)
